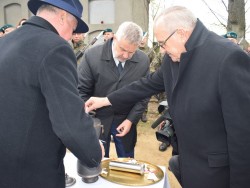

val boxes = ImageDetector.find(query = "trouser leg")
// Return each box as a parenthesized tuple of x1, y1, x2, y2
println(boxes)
(169, 155, 182, 185)
(101, 133, 111, 158)
(110, 121, 134, 158)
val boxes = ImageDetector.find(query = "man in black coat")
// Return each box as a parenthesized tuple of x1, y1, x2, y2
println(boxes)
(0, 0, 103, 188)
(78, 22, 149, 158)
(85, 6, 250, 188)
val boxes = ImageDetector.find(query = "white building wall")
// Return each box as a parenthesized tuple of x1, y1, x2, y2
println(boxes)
(0, 0, 149, 43)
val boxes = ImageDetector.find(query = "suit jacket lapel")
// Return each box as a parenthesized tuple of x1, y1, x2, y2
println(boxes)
(119, 60, 136, 79)
(101, 39, 120, 77)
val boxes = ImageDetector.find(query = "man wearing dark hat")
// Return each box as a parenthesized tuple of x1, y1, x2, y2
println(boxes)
(0, 0, 103, 188)
(138, 31, 155, 123)
(103, 28, 114, 42)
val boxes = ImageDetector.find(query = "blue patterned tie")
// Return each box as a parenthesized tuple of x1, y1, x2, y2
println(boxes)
(117, 62, 123, 75)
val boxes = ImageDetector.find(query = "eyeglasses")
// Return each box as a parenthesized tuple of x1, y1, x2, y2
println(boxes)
(158, 30, 177, 49)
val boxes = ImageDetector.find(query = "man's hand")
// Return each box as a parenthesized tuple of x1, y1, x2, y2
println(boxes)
(116, 119, 132, 137)
(85, 97, 111, 113)
(158, 120, 166, 130)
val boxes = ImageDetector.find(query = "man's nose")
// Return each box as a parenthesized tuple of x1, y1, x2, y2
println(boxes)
(122, 52, 130, 59)
(160, 47, 166, 54)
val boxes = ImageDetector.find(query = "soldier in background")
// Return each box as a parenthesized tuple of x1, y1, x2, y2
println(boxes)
(223, 31, 238, 44)
(150, 43, 162, 71)
(139, 32, 155, 123)
(70, 32, 87, 64)
(151, 43, 169, 151)
(139, 32, 155, 62)
(0, 24, 16, 36)
(103, 28, 114, 42)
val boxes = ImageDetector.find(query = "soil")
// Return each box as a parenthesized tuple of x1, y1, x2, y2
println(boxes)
(109, 98, 181, 188)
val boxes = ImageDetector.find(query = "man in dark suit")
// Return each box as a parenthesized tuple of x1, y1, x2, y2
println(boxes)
(78, 22, 150, 158)
(85, 6, 250, 188)
(0, 0, 103, 188)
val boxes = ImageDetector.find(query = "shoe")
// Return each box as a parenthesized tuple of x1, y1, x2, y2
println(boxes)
(159, 142, 169, 151)
(141, 114, 148, 123)
(65, 173, 76, 187)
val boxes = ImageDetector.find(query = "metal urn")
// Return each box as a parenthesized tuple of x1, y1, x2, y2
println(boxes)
(77, 116, 103, 183)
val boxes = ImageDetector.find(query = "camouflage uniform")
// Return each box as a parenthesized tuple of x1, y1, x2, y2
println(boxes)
(139, 45, 155, 122)
(139, 45, 155, 64)
(151, 45, 168, 151)
(70, 40, 87, 65)
(150, 46, 166, 102)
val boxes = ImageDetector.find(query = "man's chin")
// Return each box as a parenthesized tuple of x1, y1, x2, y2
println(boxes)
(118, 58, 129, 62)
(170, 56, 179, 62)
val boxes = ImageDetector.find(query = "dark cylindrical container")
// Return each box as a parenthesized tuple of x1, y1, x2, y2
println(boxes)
(77, 116, 103, 183)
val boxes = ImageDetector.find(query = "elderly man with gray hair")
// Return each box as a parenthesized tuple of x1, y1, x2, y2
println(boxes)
(78, 21, 150, 158)
(85, 6, 250, 188)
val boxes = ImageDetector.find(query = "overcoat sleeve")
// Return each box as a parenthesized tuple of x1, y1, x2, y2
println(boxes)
(219, 50, 250, 187)
(38, 44, 102, 167)
(125, 63, 150, 124)
(77, 52, 95, 101)
(108, 67, 166, 113)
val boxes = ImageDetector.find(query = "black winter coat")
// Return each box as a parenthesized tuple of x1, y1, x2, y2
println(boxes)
(0, 16, 101, 188)
(107, 20, 250, 188)
(78, 39, 149, 152)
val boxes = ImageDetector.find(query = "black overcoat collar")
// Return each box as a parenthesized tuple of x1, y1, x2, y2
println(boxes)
(23, 16, 59, 35)
(171, 19, 210, 93)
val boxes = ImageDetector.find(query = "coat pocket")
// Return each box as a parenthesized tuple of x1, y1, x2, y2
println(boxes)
(208, 152, 229, 167)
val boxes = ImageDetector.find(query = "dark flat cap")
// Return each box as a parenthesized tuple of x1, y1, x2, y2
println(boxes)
(223, 31, 237, 39)
(103, 28, 113, 34)
(1, 24, 14, 33)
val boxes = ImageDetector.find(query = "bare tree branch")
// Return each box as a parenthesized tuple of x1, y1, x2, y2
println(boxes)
(202, 0, 227, 28)
(150, 0, 162, 20)
(246, 0, 250, 13)
(221, 0, 228, 11)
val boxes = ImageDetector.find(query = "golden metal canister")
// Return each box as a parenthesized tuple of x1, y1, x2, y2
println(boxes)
(109, 161, 145, 175)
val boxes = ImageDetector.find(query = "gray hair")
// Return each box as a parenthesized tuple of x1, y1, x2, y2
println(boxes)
(37, 4, 60, 15)
(37, 4, 76, 23)
(115, 22, 143, 45)
(154, 6, 197, 33)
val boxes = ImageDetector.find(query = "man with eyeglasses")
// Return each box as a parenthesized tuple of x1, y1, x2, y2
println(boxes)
(0, 0, 104, 187)
(78, 22, 150, 158)
(85, 6, 250, 188)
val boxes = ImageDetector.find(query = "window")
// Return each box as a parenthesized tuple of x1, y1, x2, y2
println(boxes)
(89, 0, 115, 24)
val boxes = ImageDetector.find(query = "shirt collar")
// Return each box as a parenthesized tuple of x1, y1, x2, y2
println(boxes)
(112, 41, 125, 67)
